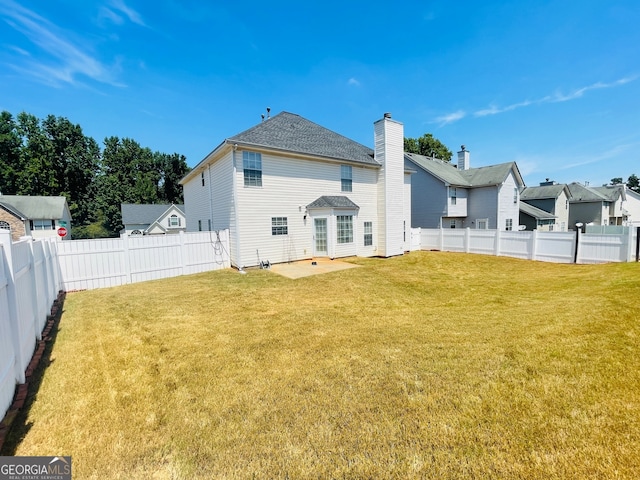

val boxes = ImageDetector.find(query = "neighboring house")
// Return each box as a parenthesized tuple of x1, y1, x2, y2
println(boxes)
(519, 180, 571, 231)
(405, 147, 525, 230)
(567, 183, 627, 228)
(180, 111, 412, 269)
(519, 202, 557, 231)
(120, 204, 186, 235)
(625, 188, 640, 225)
(0, 195, 72, 241)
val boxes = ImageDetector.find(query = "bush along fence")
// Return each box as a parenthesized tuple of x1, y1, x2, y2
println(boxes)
(416, 227, 639, 263)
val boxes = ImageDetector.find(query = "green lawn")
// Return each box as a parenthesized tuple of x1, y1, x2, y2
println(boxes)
(5, 252, 640, 479)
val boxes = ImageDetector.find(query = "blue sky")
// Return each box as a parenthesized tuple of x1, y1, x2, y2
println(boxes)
(1, 0, 638, 187)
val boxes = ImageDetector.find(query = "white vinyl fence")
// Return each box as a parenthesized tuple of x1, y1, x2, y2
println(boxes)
(416, 227, 639, 264)
(56, 230, 231, 291)
(0, 230, 62, 421)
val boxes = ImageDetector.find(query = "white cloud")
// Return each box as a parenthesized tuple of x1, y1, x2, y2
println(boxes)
(470, 76, 637, 119)
(0, 0, 124, 87)
(434, 110, 466, 125)
(347, 77, 361, 87)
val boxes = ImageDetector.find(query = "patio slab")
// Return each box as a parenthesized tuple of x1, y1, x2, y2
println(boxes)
(267, 258, 359, 279)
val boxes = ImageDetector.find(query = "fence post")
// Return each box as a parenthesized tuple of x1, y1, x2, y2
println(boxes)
(26, 239, 42, 341)
(530, 229, 538, 261)
(574, 227, 581, 264)
(465, 227, 471, 253)
(494, 229, 501, 257)
(439, 227, 444, 251)
(179, 230, 186, 275)
(0, 230, 26, 384)
(636, 226, 640, 262)
(121, 233, 132, 285)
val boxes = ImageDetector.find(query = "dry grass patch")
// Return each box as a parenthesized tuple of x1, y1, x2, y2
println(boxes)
(5, 252, 640, 479)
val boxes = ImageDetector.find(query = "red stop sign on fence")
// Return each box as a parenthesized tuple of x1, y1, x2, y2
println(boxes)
(57, 227, 67, 237)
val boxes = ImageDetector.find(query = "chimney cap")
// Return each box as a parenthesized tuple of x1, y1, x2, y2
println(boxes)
(383, 112, 392, 119)
(460, 145, 466, 151)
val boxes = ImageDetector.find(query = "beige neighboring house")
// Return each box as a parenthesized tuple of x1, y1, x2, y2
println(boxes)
(623, 188, 640, 225)
(519, 180, 571, 231)
(0, 195, 72, 241)
(120, 203, 186, 235)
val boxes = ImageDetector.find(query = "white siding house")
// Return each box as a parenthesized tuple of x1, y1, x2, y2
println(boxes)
(180, 112, 412, 269)
(520, 181, 571, 231)
(405, 147, 525, 230)
(121, 204, 186, 235)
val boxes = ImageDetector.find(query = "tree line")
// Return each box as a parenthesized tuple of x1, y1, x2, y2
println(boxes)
(0, 111, 190, 238)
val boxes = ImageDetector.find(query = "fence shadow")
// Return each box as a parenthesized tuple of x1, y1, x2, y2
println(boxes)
(0, 291, 66, 455)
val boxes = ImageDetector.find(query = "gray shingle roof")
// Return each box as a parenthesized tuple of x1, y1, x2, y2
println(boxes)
(520, 184, 568, 200)
(520, 202, 556, 220)
(592, 185, 625, 202)
(567, 183, 608, 202)
(121, 204, 185, 225)
(306, 196, 359, 209)
(0, 195, 68, 219)
(404, 153, 522, 187)
(229, 112, 378, 166)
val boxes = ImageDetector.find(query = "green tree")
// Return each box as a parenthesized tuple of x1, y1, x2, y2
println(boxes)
(42, 115, 101, 226)
(404, 133, 453, 162)
(156, 152, 190, 204)
(610, 177, 624, 185)
(628, 174, 639, 192)
(0, 111, 23, 194)
(16, 112, 57, 195)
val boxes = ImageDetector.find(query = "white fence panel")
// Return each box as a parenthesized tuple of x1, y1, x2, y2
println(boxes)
(499, 231, 532, 259)
(533, 232, 575, 263)
(418, 228, 636, 264)
(0, 244, 17, 422)
(409, 228, 421, 251)
(467, 230, 497, 255)
(57, 230, 231, 291)
(579, 233, 629, 264)
(442, 229, 467, 252)
(12, 241, 38, 377)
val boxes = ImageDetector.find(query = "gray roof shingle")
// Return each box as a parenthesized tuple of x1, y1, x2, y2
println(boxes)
(306, 196, 359, 209)
(520, 184, 568, 200)
(121, 204, 185, 225)
(520, 202, 556, 220)
(229, 112, 378, 166)
(0, 195, 68, 219)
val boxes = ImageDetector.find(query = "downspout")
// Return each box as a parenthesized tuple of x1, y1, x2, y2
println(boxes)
(207, 163, 213, 231)
(231, 144, 244, 272)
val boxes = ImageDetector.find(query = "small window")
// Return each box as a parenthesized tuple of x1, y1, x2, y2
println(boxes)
(243, 151, 262, 187)
(364, 221, 372, 246)
(0, 221, 10, 230)
(201, 172, 205, 187)
(450, 220, 456, 228)
(131, 229, 142, 235)
(477, 219, 488, 230)
(208, 219, 212, 231)
(341, 165, 352, 192)
(271, 217, 288, 235)
(337, 215, 353, 244)
(168, 214, 181, 227)
(450, 187, 457, 205)
(198, 220, 202, 232)
(505, 218, 513, 231)
(513, 187, 518, 203)
(31, 219, 53, 230)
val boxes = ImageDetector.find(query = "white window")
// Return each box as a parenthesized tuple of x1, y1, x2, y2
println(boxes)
(506, 218, 513, 231)
(364, 221, 372, 246)
(513, 187, 518, 203)
(168, 214, 181, 227)
(477, 219, 488, 230)
(341, 165, 352, 192)
(450, 219, 456, 229)
(31, 219, 53, 230)
(243, 151, 262, 187)
(337, 215, 353, 244)
(131, 229, 142, 235)
(450, 187, 457, 205)
(0, 221, 10, 230)
(271, 217, 288, 236)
